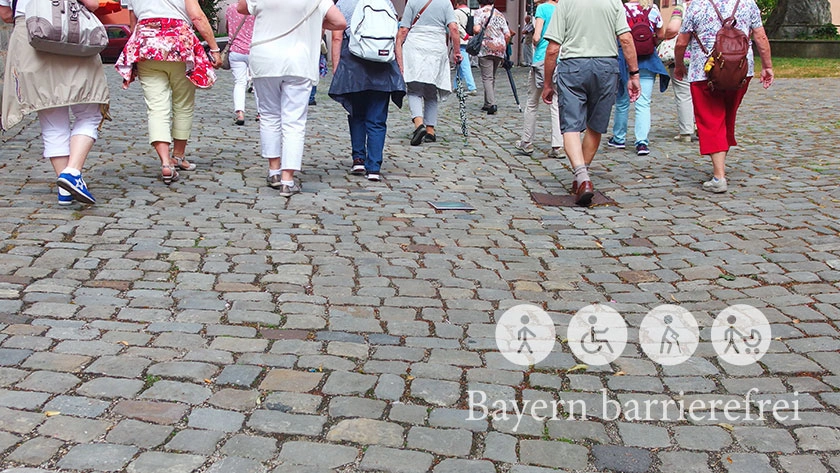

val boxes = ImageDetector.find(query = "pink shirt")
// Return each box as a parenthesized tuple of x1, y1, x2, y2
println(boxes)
(226, 4, 256, 55)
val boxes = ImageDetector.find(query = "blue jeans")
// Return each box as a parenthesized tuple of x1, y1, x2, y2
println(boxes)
(348, 91, 390, 173)
(612, 69, 655, 146)
(453, 45, 477, 92)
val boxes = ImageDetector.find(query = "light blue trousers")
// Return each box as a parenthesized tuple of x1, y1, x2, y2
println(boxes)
(612, 69, 656, 146)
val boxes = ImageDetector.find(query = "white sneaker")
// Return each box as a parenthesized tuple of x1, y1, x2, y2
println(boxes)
(514, 141, 534, 156)
(702, 177, 727, 193)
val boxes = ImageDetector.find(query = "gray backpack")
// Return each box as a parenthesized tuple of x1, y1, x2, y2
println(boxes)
(26, 0, 109, 57)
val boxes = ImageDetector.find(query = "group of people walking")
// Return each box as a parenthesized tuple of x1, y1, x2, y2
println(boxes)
(1, 0, 773, 208)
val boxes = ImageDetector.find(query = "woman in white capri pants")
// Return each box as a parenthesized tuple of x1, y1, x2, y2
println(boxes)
(0, 0, 109, 206)
(237, 0, 345, 197)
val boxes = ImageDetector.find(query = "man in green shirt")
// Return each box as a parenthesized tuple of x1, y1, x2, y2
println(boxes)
(541, 0, 641, 207)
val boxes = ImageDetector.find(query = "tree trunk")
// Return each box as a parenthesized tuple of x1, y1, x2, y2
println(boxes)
(765, 0, 832, 39)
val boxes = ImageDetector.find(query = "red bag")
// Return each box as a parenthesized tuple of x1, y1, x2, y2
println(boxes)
(625, 4, 656, 57)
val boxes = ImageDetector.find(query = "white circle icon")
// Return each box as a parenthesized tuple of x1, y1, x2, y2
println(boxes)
(567, 304, 627, 366)
(495, 304, 556, 367)
(640, 305, 700, 365)
(712, 304, 771, 366)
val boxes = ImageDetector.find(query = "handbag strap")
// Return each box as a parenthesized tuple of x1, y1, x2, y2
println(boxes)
(250, 1, 322, 48)
(478, 6, 494, 33)
(226, 17, 248, 49)
(410, 0, 435, 29)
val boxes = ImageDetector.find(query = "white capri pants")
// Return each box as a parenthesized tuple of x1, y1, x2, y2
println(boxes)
(37, 104, 101, 158)
(253, 76, 310, 171)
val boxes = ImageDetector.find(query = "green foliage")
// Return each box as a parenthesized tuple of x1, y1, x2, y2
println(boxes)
(803, 23, 840, 40)
(755, 0, 777, 22)
(199, 0, 223, 31)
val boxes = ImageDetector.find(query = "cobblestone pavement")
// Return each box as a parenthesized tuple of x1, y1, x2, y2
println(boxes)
(0, 65, 838, 473)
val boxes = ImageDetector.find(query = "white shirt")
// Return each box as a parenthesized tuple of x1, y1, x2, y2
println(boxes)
(246, 0, 332, 83)
(126, 0, 190, 23)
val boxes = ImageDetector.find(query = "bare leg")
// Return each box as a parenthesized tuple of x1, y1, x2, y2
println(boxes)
(562, 132, 586, 170)
(49, 157, 70, 176)
(413, 117, 423, 128)
(711, 151, 726, 179)
(582, 129, 601, 167)
(68, 135, 94, 171)
(281, 170, 295, 182)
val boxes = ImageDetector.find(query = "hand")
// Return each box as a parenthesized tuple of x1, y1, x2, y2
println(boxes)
(453, 51, 463, 64)
(674, 63, 686, 81)
(210, 50, 223, 68)
(627, 75, 641, 102)
(541, 85, 554, 105)
(760, 67, 774, 89)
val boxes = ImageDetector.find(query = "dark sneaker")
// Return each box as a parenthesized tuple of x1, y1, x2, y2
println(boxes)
(56, 172, 95, 205)
(487, 105, 497, 115)
(636, 143, 650, 156)
(278, 183, 302, 197)
(423, 134, 436, 143)
(607, 137, 625, 149)
(58, 189, 73, 206)
(266, 174, 283, 188)
(351, 159, 365, 175)
(410, 125, 426, 146)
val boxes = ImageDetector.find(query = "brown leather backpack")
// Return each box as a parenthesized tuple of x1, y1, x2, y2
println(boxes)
(695, 0, 750, 91)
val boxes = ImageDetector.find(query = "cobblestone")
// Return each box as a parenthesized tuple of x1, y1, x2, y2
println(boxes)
(0, 67, 836, 473)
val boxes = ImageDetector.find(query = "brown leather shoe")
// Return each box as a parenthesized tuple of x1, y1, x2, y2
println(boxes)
(575, 180, 594, 207)
(571, 180, 578, 195)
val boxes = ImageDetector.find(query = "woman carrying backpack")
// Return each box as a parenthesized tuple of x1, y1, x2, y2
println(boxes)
(329, 0, 406, 181)
(674, 0, 774, 194)
(0, 0, 109, 206)
(607, 0, 669, 157)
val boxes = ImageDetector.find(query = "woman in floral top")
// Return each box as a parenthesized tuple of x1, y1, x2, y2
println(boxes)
(116, 0, 223, 185)
(474, 0, 511, 115)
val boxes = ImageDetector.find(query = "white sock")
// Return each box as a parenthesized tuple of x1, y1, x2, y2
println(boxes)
(62, 167, 81, 176)
(268, 169, 282, 177)
(280, 180, 294, 186)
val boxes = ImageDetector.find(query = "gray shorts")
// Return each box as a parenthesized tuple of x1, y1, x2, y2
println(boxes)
(555, 58, 619, 134)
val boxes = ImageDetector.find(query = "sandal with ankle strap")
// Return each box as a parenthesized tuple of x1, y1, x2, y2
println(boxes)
(161, 165, 180, 185)
(173, 156, 196, 171)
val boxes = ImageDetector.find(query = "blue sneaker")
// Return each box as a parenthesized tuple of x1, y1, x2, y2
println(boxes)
(56, 172, 95, 205)
(57, 189, 74, 206)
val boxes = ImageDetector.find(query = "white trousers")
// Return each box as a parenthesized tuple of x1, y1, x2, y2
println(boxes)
(230, 51, 259, 113)
(669, 67, 695, 135)
(37, 104, 101, 158)
(521, 67, 562, 148)
(253, 76, 310, 171)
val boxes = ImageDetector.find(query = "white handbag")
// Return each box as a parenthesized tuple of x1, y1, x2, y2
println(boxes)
(25, 0, 109, 57)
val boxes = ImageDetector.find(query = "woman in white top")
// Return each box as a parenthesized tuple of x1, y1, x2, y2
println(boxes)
(0, 0, 109, 206)
(116, 0, 222, 184)
(237, 0, 345, 197)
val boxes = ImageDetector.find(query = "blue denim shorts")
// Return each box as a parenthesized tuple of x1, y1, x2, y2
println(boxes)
(555, 58, 619, 134)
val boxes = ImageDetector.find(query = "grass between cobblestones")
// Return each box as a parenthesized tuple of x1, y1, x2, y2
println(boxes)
(757, 57, 840, 78)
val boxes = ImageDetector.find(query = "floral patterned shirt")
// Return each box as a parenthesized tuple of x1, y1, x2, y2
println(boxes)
(474, 6, 509, 58)
(115, 18, 217, 89)
(680, 0, 762, 82)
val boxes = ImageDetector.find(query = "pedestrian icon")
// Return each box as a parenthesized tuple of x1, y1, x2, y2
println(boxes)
(517, 315, 536, 354)
(713, 305, 770, 365)
(495, 305, 556, 366)
(660, 315, 681, 354)
(640, 305, 699, 366)
(567, 305, 627, 366)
